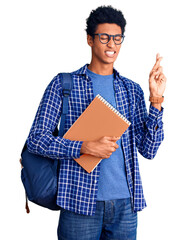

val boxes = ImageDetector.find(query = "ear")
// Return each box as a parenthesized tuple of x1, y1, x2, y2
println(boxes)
(87, 35, 94, 47)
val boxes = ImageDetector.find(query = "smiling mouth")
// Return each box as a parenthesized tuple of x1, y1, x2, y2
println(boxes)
(105, 51, 116, 58)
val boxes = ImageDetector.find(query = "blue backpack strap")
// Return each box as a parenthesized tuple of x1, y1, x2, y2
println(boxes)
(58, 73, 73, 137)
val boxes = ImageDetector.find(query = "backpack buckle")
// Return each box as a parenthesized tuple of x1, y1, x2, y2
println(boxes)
(62, 89, 71, 97)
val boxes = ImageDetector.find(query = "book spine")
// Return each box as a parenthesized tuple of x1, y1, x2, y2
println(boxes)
(96, 94, 131, 125)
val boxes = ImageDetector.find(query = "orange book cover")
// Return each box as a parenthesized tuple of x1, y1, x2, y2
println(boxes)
(63, 94, 131, 173)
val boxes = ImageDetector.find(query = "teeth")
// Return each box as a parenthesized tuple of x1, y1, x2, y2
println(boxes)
(106, 51, 114, 54)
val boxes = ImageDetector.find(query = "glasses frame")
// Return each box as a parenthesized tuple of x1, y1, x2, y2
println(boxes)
(93, 33, 125, 45)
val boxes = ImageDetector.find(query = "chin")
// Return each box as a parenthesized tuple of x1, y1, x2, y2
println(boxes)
(103, 58, 117, 65)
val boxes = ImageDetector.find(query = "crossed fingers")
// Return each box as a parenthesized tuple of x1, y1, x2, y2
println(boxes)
(149, 53, 166, 82)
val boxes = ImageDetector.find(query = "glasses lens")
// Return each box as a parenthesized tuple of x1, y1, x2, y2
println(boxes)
(99, 34, 109, 44)
(114, 35, 124, 45)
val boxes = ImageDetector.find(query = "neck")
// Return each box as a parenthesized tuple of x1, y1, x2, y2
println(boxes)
(88, 60, 114, 75)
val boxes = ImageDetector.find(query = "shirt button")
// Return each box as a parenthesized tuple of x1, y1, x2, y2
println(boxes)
(94, 180, 97, 183)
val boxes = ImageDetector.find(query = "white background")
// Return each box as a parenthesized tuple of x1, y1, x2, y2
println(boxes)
(1, 0, 185, 239)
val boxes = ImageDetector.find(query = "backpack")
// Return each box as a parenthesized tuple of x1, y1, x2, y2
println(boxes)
(20, 73, 73, 213)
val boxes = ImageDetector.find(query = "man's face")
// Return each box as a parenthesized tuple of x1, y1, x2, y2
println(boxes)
(87, 23, 123, 66)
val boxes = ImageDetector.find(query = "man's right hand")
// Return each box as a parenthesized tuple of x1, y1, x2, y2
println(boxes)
(80, 136, 120, 159)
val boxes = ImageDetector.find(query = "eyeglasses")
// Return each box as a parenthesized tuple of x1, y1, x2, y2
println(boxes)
(93, 33, 125, 45)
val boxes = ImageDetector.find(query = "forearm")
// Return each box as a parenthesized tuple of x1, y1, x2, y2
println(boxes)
(27, 130, 83, 160)
(135, 105, 164, 159)
(137, 125, 164, 159)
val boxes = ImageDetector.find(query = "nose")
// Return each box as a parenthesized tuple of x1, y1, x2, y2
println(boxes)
(107, 36, 115, 47)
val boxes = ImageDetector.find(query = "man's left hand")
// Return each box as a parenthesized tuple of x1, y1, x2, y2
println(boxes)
(149, 53, 167, 97)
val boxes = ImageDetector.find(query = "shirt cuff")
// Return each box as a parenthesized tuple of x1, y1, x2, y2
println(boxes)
(65, 139, 84, 159)
(146, 104, 164, 128)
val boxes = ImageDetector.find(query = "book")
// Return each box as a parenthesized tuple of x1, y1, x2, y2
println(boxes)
(63, 94, 131, 173)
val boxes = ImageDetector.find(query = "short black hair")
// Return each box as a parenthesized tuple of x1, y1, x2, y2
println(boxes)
(85, 5, 127, 37)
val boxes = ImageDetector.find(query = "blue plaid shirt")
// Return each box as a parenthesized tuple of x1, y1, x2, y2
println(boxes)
(27, 64, 164, 216)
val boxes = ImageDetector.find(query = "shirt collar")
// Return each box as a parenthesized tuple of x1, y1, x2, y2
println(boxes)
(73, 64, 121, 79)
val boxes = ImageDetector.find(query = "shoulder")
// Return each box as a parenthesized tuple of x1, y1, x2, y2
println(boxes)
(45, 65, 84, 97)
(44, 73, 63, 97)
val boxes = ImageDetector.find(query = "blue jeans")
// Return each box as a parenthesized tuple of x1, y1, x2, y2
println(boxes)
(57, 198, 137, 240)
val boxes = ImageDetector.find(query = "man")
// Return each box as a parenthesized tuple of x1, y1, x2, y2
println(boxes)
(27, 5, 166, 240)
